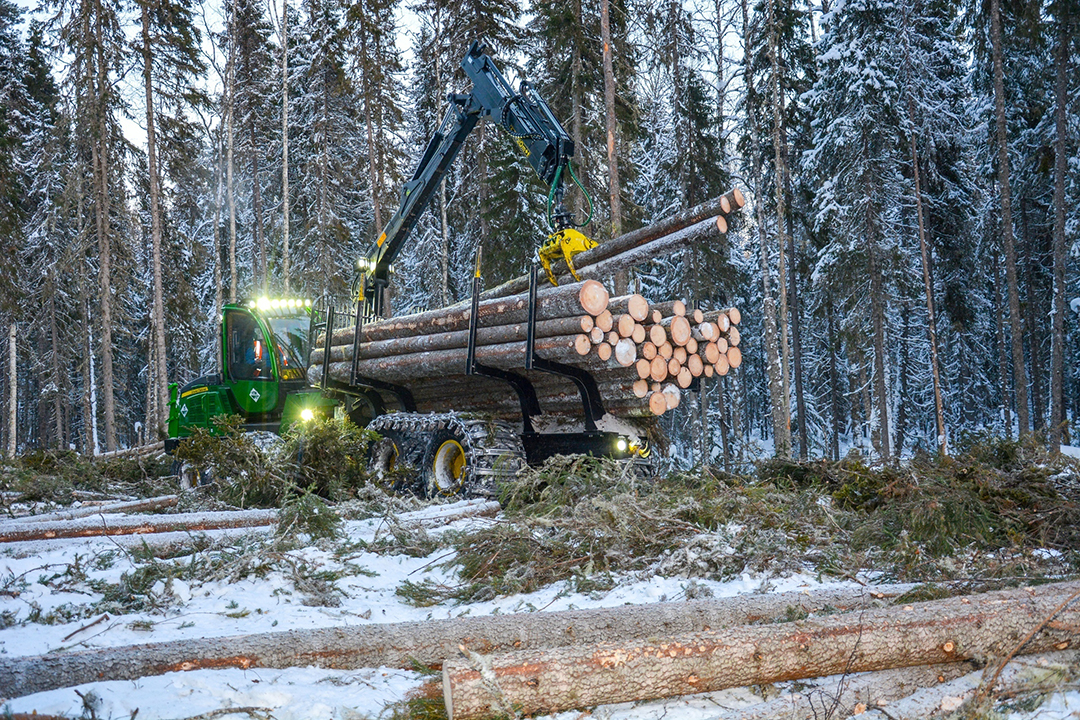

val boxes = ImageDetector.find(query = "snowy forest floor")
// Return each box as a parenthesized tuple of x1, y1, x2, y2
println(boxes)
(1, 427, 1080, 719)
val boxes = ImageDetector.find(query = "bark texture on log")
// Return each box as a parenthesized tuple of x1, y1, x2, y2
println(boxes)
(0, 510, 277, 544)
(0, 585, 918, 699)
(442, 581, 1080, 720)
(716, 662, 976, 720)
(0, 495, 180, 525)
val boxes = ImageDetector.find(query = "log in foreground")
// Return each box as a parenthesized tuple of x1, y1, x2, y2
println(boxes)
(441, 580, 1080, 720)
(0, 584, 920, 699)
(0, 509, 278, 544)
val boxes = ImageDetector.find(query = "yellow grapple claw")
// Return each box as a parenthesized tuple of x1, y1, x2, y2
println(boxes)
(538, 228, 597, 286)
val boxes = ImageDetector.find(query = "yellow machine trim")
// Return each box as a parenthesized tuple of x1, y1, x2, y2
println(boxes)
(538, 228, 597, 285)
(180, 386, 208, 398)
(377, 232, 387, 247)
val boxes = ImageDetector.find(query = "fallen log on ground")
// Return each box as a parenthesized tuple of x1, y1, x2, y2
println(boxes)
(0, 495, 180, 526)
(0, 584, 919, 698)
(0, 509, 277, 544)
(715, 662, 977, 720)
(440, 580, 1080, 720)
(852, 650, 1078, 719)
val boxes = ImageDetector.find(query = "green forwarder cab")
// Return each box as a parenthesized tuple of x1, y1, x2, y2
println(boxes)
(166, 298, 338, 451)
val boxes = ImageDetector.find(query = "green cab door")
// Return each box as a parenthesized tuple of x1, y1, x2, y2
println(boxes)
(223, 308, 279, 414)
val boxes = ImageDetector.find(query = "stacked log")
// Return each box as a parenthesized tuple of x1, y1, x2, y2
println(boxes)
(307, 188, 747, 421)
(570, 291, 742, 417)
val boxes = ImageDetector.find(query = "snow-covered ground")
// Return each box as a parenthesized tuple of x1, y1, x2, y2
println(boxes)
(1, 499, 1077, 719)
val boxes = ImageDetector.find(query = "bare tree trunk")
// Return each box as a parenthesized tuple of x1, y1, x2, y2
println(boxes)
(743, 0, 789, 457)
(281, 0, 290, 293)
(6, 321, 15, 456)
(601, 0, 621, 239)
(864, 153, 890, 460)
(1050, 18, 1069, 452)
(213, 131, 224, 364)
(141, 0, 169, 437)
(826, 293, 840, 461)
(250, 124, 266, 295)
(765, 3, 792, 445)
(92, 6, 116, 453)
(442, 582, 1080, 719)
(994, 250, 1011, 438)
(361, 26, 382, 234)
(910, 131, 946, 455)
(1021, 199, 1044, 431)
(226, 0, 238, 303)
(894, 302, 909, 455)
(49, 286, 64, 447)
(989, 0, 1029, 436)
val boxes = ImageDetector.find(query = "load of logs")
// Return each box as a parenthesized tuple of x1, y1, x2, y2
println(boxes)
(307, 188, 746, 420)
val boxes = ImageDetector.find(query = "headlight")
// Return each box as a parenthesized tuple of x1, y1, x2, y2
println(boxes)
(300, 408, 315, 422)
(616, 438, 628, 452)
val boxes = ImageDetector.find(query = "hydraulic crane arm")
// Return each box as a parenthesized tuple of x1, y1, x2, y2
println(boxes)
(355, 40, 594, 318)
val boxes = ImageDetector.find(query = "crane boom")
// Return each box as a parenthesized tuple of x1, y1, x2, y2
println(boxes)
(356, 40, 593, 318)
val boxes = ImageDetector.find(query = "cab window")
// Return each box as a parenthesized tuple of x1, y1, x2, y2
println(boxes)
(226, 310, 271, 380)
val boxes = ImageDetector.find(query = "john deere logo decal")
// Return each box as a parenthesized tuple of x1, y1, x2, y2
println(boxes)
(249, 387, 261, 402)
(180, 404, 188, 418)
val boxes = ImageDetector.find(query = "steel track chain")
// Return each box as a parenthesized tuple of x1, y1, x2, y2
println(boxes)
(367, 412, 526, 497)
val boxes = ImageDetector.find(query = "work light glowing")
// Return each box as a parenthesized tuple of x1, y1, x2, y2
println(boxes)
(301, 409, 315, 422)
(616, 438, 628, 452)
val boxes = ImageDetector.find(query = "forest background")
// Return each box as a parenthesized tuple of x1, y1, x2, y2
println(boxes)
(0, 0, 1076, 465)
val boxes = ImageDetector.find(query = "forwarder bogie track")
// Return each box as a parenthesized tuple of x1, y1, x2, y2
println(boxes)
(367, 412, 526, 498)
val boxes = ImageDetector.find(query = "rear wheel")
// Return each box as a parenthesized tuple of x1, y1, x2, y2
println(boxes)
(424, 430, 469, 498)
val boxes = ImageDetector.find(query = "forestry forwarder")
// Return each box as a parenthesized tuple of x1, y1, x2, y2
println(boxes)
(168, 40, 648, 496)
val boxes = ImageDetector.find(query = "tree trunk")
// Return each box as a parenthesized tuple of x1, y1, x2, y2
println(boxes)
(910, 130, 946, 455)
(442, 581, 1080, 719)
(0, 584, 923, 699)
(742, 0, 788, 457)
(864, 153, 890, 461)
(1050, 17, 1069, 452)
(141, 0, 169, 438)
(0, 509, 278, 544)
(49, 287, 64, 448)
(994, 251, 1011, 438)
(226, 0, 238, 303)
(250, 123, 266, 295)
(213, 127, 225, 364)
(601, 0, 621, 240)
(281, 0, 290, 293)
(1020, 199, 1044, 431)
(895, 303, 909, 455)
(6, 321, 14, 456)
(90, 1, 116, 453)
(765, 0, 793, 454)
(826, 293, 840, 461)
(989, 0, 1029, 436)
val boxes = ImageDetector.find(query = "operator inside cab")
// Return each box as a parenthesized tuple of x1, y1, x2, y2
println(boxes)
(227, 311, 270, 380)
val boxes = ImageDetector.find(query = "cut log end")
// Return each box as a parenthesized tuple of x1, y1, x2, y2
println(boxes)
(614, 338, 637, 367)
(670, 316, 692, 346)
(596, 342, 613, 362)
(662, 383, 681, 410)
(716, 214, 728, 234)
(649, 324, 667, 347)
(703, 363, 714, 378)
(650, 357, 669, 382)
(631, 324, 647, 345)
(677, 367, 693, 389)
(617, 314, 636, 338)
(648, 391, 667, 416)
(633, 378, 649, 398)
(635, 358, 652, 380)
(727, 346, 743, 369)
(715, 355, 730, 375)
(575, 334, 592, 356)
(727, 307, 741, 325)
(595, 310, 614, 332)
(579, 315, 595, 333)
(673, 300, 686, 317)
(642, 342, 657, 360)
(658, 342, 673, 359)
(729, 326, 741, 347)
(590, 326, 605, 344)
(580, 280, 610, 316)
(628, 294, 650, 322)
(692, 308, 704, 324)
(687, 353, 704, 377)
(733, 186, 746, 207)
